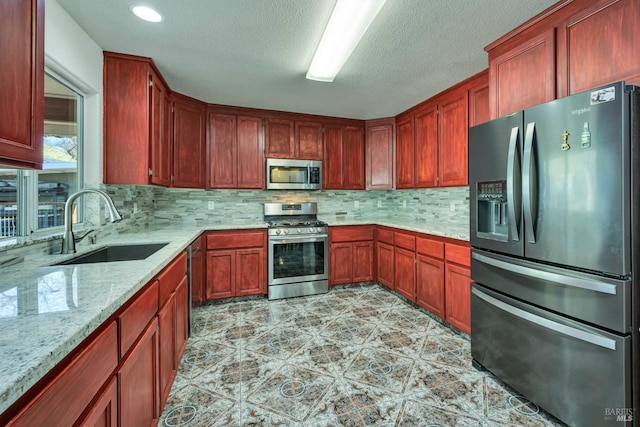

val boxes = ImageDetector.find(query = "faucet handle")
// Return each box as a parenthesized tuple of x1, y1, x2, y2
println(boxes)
(74, 229, 95, 243)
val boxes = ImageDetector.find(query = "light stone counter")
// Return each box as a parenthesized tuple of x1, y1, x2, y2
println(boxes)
(323, 218, 470, 241)
(0, 218, 465, 416)
(0, 222, 267, 416)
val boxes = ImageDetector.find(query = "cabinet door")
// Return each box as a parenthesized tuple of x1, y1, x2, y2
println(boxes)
(394, 247, 415, 301)
(353, 241, 374, 282)
(562, 0, 640, 94)
(295, 121, 323, 160)
(236, 115, 264, 189)
(0, 0, 44, 168)
(150, 73, 172, 186)
(236, 248, 265, 296)
(395, 117, 414, 189)
(119, 318, 160, 427)
(468, 71, 490, 127)
(323, 125, 344, 189)
(172, 96, 206, 188)
(77, 376, 118, 427)
(265, 118, 294, 158)
(376, 242, 394, 289)
(490, 28, 556, 118)
(414, 105, 437, 188)
(103, 54, 151, 184)
(206, 250, 235, 299)
(190, 236, 205, 305)
(158, 296, 176, 406)
(366, 122, 394, 190)
(209, 114, 237, 188)
(438, 89, 468, 187)
(416, 254, 445, 319)
(330, 243, 353, 285)
(445, 263, 471, 334)
(175, 275, 189, 362)
(343, 126, 365, 189)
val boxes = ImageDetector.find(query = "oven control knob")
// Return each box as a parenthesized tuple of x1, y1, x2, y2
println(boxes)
(297, 228, 302, 233)
(283, 229, 289, 235)
(275, 229, 281, 235)
(309, 227, 316, 233)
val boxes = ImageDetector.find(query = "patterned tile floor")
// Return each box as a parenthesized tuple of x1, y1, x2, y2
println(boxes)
(160, 284, 564, 426)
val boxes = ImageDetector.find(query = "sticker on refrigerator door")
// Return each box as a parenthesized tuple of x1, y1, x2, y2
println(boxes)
(590, 86, 615, 105)
(561, 130, 570, 151)
(581, 122, 591, 148)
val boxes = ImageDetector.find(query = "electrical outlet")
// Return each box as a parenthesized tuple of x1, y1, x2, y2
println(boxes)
(450, 201, 456, 212)
(377, 200, 382, 208)
(402, 200, 407, 208)
(133, 202, 138, 214)
(354, 201, 360, 208)
(208, 201, 215, 210)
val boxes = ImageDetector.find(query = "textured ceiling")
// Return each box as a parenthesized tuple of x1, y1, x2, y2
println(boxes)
(55, 0, 558, 120)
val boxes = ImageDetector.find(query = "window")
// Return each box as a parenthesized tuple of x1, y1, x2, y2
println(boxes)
(0, 73, 83, 238)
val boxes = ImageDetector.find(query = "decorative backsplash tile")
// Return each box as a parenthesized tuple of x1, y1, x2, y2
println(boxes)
(0, 185, 469, 259)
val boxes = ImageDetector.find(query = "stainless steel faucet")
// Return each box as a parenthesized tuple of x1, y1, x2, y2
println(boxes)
(61, 189, 122, 254)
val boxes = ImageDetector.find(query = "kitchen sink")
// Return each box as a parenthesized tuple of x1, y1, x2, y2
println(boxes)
(53, 243, 169, 265)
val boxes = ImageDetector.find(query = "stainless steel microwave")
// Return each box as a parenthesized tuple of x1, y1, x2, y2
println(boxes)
(266, 158, 322, 190)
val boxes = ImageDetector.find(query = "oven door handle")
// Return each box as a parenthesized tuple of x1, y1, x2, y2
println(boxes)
(269, 235, 328, 243)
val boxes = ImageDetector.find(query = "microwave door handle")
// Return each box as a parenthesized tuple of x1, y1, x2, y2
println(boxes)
(506, 126, 521, 241)
(523, 122, 537, 244)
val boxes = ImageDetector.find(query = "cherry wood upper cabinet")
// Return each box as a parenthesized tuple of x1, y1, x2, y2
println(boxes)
(323, 125, 364, 190)
(264, 118, 294, 158)
(209, 113, 264, 189)
(414, 104, 438, 188)
(468, 71, 490, 127)
(438, 88, 468, 187)
(560, 0, 640, 94)
(172, 93, 206, 188)
(149, 71, 172, 186)
(394, 116, 414, 189)
(487, 0, 640, 118)
(295, 121, 323, 160)
(343, 126, 365, 189)
(489, 28, 556, 117)
(365, 119, 394, 190)
(104, 52, 171, 185)
(0, 0, 44, 169)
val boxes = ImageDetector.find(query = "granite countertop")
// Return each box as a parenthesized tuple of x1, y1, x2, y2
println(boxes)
(0, 219, 463, 415)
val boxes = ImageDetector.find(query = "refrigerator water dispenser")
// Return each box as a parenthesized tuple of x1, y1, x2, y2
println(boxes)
(476, 180, 508, 241)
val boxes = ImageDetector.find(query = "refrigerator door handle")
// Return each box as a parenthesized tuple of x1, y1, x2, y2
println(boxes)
(506, 126, 521, 241)
(472, 287, 617, 350)
(472, 252, 618, 295)
(523, 122, 538, 243)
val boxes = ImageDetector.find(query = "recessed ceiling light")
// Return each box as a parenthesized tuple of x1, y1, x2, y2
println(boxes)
(130, 5, 162, 23)
(306, 0, 387, 82)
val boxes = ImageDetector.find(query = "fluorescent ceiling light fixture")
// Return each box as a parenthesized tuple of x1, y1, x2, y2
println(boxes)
(306, 0, 387, 82)
(130, 5, 162, 22)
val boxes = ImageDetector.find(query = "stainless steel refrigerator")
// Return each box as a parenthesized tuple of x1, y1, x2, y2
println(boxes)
(469, 81, 638, 427)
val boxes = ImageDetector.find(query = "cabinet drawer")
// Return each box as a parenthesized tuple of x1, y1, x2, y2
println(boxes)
(8, 323, 118, 427)
(119, 280, 159, 358)
(158, 252, 187, 308)
(416, 237, 444, 259)
(207, 231, 265, 250)
(376, 227, 394, 244)
(445, 243, 470, 267)
(394, 232, 415, 251)
(330, 225, 374, 242)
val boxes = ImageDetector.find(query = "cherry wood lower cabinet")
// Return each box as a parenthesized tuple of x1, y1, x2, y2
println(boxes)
(205, 230, 267, 299)
(376, 241, 394, 289)
(415, 236, 445, 319)
(394, 246, 415, 300)
(444, 243, 471, 334)
(329, 226, 375, 286)
(3, 251, 190, 427)
(78, 376, 118, 427)
(119, 318, 160, 427)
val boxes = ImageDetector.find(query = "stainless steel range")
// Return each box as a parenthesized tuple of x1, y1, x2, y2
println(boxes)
(264, 202, 328, 300)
